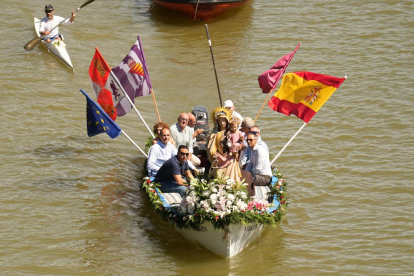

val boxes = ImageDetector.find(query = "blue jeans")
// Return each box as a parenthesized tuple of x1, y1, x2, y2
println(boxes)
(160, 181, 187, 197)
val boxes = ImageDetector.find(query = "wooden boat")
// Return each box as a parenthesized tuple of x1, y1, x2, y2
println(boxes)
(154, 0, 252, 21)
(34, 17, 73, 69)
(142, 105, 287, 258)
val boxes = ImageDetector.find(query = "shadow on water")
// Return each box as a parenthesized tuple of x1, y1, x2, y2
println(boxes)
(73, 154, 288, 274)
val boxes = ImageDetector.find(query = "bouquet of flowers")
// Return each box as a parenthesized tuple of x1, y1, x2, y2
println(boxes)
(142, 171, 288, 230)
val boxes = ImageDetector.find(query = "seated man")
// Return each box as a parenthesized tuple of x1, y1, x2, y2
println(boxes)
(154, 145, 195, 197)
(238, 117, 254, 165)
(170, 113, 201, 168)
(241, 133, 272, 196)
(147, 128, 176, 176)
(241, 125, 269, 169)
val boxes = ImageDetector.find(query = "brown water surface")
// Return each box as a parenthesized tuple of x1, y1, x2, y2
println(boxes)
(1, 0, 413, 275)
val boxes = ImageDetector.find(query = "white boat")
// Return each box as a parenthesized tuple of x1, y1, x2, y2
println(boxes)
(175, 221, 266, 258)
(142, 105, 286, 258)
(143, 176, 284, 258)
(34, 17, 73, 69)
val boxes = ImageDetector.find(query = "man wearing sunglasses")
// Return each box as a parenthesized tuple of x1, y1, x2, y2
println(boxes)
(240, 125, 269, 169)
(39, 4, 77, 43)
(154, 145, 195, 197)
(241, 133, 272, 196)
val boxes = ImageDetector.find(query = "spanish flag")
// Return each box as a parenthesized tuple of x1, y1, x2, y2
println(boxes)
(268, 72, 346, 123)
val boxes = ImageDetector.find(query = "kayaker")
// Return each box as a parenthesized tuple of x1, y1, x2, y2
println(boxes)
(39, 4, 76, 43)
(154, 145, 195, 197)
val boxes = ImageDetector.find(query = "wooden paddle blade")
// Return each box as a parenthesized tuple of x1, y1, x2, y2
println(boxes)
(24, 36, 43, 51)
(80, 0, 95, 9)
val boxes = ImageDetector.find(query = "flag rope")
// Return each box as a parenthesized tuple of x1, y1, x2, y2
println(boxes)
(270, 122, 306, 165)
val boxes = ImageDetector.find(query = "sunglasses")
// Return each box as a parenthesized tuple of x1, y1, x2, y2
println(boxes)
(45, 10, 53, 13)
(179, 152, 189, 156)
(249, 131, 259, 135)
(246, 139, 256, 142)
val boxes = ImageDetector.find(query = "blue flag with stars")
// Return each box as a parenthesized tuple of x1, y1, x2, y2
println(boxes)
(80, 89, 122, 139)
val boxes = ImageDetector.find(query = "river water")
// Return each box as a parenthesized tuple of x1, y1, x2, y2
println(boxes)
(1, 0, 413, 275)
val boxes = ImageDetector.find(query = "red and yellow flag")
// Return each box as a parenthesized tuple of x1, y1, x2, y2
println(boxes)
(268, 71, 345, 123)
(89, 48, 118, 121)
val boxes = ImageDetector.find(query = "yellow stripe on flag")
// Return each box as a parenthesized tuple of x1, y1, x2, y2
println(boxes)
(275, 73, 338, 113)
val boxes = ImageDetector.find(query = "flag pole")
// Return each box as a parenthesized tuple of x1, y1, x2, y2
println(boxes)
(136, 36, 160, 123)
(205, 24, 223, 107)
(254, 86, 278, 123)
(151, 89, 161, 122)
(254, 42, 301, 123)
(270, 122, 306, 165)
(121, 130, 148, 157)
(110, 71, 155, 139)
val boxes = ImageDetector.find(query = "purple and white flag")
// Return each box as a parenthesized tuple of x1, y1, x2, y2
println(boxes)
(112, 36, 153, 117)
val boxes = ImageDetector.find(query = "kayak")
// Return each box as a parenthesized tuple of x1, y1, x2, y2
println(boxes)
(34, 17, 73, 69)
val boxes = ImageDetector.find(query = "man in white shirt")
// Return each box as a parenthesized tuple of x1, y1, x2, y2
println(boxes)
(187, 113, 203, 143)
(170, 113, 201, 167)
(241, 125, 269, 168)
(39, 4, 76, 43)
(147, 128, 177, 176)
(241, 133, 272, 196)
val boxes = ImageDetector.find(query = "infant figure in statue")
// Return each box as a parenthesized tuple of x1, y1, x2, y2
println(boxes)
(226, 119, 242, 159)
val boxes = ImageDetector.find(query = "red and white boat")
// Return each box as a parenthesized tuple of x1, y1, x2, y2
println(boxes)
(154, 0, 251, 21)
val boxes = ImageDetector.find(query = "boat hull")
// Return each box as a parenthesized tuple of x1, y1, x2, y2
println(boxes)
(34, 17, 73, 69)
(175, 221, 265, 257)
(154, 0, 251, 21)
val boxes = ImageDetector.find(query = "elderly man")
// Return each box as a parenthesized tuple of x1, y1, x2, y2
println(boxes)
(241, 125, 269, 168)
(187, 113, 203, 141)
(241, 133, 272, 196)
(147, 128, 177, 176)
(224, 100, 243, 124)
(238, 117, 254, 164)
(170, 113, 201, 167)
(154, 145, 195, 197)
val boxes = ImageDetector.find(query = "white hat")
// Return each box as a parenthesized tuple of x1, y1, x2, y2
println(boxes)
(224, 100, 233, 108)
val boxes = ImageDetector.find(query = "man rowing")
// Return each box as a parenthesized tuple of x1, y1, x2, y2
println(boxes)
(39, 4, 76, 43)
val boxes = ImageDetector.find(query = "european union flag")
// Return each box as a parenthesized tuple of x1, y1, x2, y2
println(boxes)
(80, 89, 122, 139)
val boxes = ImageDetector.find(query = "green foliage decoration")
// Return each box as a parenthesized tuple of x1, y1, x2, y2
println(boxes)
(141, 169, 288, 231)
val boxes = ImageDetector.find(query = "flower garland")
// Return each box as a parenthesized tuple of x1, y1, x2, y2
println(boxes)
(141, 169, 288, 230)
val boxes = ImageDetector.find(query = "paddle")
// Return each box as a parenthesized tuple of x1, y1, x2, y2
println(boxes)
(24, 0, 95, 51)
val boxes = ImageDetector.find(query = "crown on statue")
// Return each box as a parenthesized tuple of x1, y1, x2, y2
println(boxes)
(211, 107, 231, 123)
